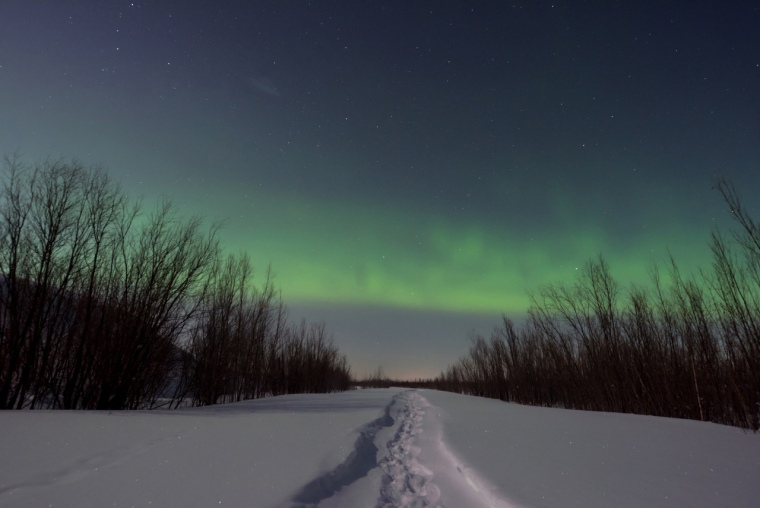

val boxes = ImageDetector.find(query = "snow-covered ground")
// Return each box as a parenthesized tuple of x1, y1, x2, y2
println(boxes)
(1, 389, 758, 507)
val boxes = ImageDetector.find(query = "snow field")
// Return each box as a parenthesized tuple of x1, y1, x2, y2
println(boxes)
(0, 391, 399, 507)
(1, 388, 758, 507)
(420, 389, 760, 508)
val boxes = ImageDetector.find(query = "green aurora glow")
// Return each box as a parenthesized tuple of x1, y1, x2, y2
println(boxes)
(211, 186, 718, 315)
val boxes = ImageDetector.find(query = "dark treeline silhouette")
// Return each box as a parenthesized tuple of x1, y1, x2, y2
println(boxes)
(0, 157, 351, 410)
(435, 177, 760, 431)
(354, 378, 435, 389)
(353, 366, 435, 389)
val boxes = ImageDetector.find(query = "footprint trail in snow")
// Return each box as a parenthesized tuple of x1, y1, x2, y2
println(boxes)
(288, 390, 440, 508)
(377, 392, 439, 507)
(289, 390, 504, 508)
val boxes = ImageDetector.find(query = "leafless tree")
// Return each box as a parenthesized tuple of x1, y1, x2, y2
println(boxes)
(436, 178, 760, 430)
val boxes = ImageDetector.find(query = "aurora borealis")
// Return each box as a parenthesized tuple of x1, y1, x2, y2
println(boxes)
(1, 1, 758, 378)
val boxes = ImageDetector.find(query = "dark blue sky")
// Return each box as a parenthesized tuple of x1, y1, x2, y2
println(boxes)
(2, 1, 759, 378)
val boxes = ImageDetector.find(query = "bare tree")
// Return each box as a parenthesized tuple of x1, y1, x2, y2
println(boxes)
(436, 179, 760, 430)
(1, 157, 354, 410)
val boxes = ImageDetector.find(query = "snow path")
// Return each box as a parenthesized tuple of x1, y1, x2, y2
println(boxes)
(377, 392, 439, 507)
(289, 390, 504, 508)
(288, 400, 396, 506)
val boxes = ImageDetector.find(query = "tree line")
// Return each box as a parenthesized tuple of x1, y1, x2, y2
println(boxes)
(435, 177, 760, 431)
(0, 157, 351, 410)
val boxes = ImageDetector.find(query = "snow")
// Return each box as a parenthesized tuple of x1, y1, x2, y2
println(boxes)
(420, 390, 760, 507)
(1, 389, 758, 507)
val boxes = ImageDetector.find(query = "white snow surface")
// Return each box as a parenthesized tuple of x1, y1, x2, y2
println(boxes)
(1, 389, 758, 507)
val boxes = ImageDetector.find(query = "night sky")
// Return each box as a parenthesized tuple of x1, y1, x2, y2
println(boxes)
(2, 1, 759, 379)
